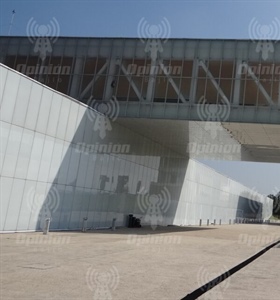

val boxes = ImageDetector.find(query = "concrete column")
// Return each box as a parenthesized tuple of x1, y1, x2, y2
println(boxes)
(233, 59, 243, 105)
(278, 78, 280, 106)
(146, 59, 157, 101)
(69, 57, 84, 99)
(104, 57, 117, 101)
(189, 59, 199, 103)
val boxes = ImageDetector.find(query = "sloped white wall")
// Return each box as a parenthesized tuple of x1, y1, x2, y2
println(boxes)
(172, 159, 273, 226)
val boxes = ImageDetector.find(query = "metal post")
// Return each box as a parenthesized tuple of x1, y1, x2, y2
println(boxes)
(213, 219, 216, 226)
(199, 219, 202, 226)
(112, 218, 117, 231)
(229, 219, 231, 225)
(207, 219, 209, 226)
(219, 219, 222, 225)
(43, 218, 50, 235)
(82, 217, 88, 232)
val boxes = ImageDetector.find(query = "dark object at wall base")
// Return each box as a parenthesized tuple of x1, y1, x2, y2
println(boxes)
(128, 214, 141, 228)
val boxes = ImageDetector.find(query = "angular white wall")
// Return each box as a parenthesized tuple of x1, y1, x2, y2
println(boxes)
(0, 64, 273, 232)
(173, 160, 273, 226)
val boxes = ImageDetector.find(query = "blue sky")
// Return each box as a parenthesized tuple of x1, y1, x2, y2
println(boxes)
(1, 0, 280, 38)
(0, 0, 279, 195)
(200, 160, 280, 195)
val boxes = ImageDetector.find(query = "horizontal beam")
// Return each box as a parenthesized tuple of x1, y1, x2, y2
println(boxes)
(117, 102, 280, 124)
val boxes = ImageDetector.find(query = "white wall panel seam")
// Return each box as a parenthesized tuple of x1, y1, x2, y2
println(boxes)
(37, 136, 55, 182)
(26, 180, 37, 230)
(50, 139, 65, 183)
(0, 121, 11, 174)
(1, 125, 23, 177)
(21, 80, 33, 127)
(67, 186, 77, 229)
(23, 83, 43, 130)
(27, 181, 48, 230)
(43, 91, 55, 136)
(0, 68, 8, 108)
(185, 176, 238, 197)
(2, 177, 14, 230)
(2, 74, 20, 122)
(45, 136, 60, 184)
(57, 185, 66, 229)
(15, 179, 27, 231)
(60, 141, 71, 186)
(30, 133, 47, 182)
(51, 95, 63, 138)
(11, 124, 26, 179)
(32, 83, 44, 135)
(0, 81, 21, 175)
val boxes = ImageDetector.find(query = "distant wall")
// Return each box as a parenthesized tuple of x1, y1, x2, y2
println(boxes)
(172, 159, 273, 226)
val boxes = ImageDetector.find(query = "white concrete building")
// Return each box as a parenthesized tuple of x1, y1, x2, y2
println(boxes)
(0, 37, 278, 232)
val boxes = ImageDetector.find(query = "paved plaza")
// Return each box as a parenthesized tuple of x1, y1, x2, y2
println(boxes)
(1, 224, 279, 299)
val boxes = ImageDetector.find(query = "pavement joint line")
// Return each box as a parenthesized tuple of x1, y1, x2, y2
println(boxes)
(181, 239, 280, 300)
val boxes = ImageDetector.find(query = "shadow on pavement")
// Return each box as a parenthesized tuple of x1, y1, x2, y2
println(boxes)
(82, 225, 217, 235)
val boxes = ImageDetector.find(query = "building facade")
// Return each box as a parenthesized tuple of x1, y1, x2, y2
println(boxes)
(0, 63, 273, 232)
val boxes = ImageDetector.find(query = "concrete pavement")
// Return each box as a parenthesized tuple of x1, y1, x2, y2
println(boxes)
(1, 224, 279, 299)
